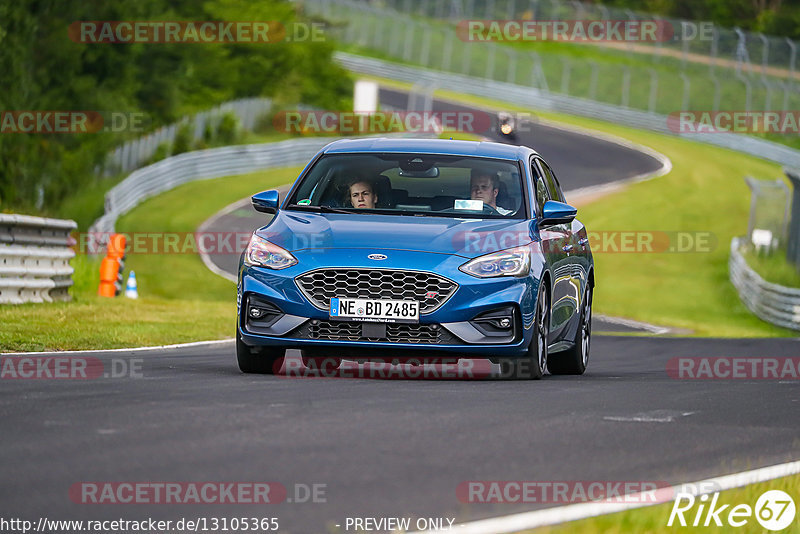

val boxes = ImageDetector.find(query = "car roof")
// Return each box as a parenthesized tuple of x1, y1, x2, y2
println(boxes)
(321, 137, 535, 161)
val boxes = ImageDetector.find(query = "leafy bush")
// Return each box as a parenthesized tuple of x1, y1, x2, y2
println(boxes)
(0, 0, 352, 215)
(171, 123, 194, 156)
(216, 113, 240, 145)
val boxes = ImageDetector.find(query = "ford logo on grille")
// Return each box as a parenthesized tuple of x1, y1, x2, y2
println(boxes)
(368, 254, 387, 260)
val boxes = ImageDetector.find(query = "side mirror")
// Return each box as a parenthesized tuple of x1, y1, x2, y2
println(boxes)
(540, 200, 577, 225)
(252, 190, 279, 214)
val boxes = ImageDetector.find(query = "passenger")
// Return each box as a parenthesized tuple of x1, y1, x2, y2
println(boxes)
(470, 169, 512, 215)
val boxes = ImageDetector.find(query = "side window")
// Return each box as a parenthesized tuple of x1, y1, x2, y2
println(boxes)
(530, 159, 550, 215)
(537, 159, 566, 202)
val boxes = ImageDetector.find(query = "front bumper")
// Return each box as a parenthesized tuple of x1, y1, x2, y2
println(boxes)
(238, 249, 539, 358)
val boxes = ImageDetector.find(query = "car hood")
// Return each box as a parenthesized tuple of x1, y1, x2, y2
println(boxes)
(256, 211, 532, 259)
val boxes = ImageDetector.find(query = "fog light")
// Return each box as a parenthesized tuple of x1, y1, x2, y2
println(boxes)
(499, 318, 511, 328)
(249, 307, 266, 319)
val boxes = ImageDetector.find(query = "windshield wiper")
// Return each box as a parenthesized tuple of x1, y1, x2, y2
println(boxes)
(285, 204, 358, 214)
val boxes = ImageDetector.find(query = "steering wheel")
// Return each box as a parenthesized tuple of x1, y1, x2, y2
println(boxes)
(482, 204, 500, 215)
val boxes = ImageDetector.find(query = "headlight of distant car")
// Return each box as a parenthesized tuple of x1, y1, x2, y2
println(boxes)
(500, 122, 514, 135)
(243, 234, 297, 269)
(459, 246, 530, 278)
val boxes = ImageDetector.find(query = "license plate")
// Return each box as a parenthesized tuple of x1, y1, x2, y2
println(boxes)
(329, 297, 419, 324)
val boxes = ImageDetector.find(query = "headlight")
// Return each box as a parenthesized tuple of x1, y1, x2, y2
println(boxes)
(459, 246, 530, 278)
(243, 234, 297, 269)
(500, 123, 513, 135)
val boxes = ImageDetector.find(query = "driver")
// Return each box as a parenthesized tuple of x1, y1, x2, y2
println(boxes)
(470, 169, 512, 215)
(346, 178, 378, 209)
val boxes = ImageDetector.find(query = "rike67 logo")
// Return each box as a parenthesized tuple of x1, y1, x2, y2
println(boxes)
(668, 489, 796, 531)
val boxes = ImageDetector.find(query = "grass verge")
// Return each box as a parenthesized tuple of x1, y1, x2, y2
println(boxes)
(526, 472, 800, 534)
(0, 168, 300, 352)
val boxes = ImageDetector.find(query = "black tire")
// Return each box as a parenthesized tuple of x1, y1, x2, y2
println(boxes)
(548, 284, 592, 375)
(499, 285, 549, 380)
(236, 331, 285, 374)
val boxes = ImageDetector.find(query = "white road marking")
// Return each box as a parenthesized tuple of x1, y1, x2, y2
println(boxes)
(603, 411, 695, 423)
(1, 338, 233, 356)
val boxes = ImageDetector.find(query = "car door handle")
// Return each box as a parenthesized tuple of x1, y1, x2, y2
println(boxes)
(578, 238, 589, 247)
(563, 244, 574, 253)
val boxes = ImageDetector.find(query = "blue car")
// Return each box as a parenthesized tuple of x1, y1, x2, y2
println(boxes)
(237, 138, 594, 379)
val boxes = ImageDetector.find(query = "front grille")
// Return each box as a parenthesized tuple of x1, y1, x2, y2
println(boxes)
(290, 321, 462, 344)
(295, 269, 457, 314)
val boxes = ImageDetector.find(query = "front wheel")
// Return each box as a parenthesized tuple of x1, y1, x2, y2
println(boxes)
(500, 285, 549, 380)
(548, 284, 592, 375)
(236, 331, 285, 374)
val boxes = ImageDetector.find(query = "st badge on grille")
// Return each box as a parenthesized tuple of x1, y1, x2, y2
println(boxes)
(367, 254, 387, 260)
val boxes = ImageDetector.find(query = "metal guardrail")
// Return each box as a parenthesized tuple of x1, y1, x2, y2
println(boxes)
(0, 214, 77, 304)
(104, 97, 272, 176)
(729, 237, 800, 331)
(90, 138, 337, 235)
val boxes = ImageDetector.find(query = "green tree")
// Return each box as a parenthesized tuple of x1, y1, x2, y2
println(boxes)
(0, 0, 351, 213)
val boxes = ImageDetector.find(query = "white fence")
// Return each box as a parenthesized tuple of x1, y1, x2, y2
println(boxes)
(0, 214, 77, 304)
(729, 237, 800, 331)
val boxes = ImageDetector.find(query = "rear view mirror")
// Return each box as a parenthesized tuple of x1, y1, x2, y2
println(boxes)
(252, 190, 279, 214)
(398, 157, 439, 177)
(398, 167, 439, 178)
(540, 200, 577, 225)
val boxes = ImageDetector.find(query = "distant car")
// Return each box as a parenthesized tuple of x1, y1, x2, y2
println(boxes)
(497, 112, 517, 140)
(237, 138, 594, 379)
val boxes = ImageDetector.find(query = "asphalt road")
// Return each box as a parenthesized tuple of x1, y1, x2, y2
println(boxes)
(2, 337, 799, 533)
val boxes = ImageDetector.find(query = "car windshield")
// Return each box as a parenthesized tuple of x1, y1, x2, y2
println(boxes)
(285, 153, 525, 219)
